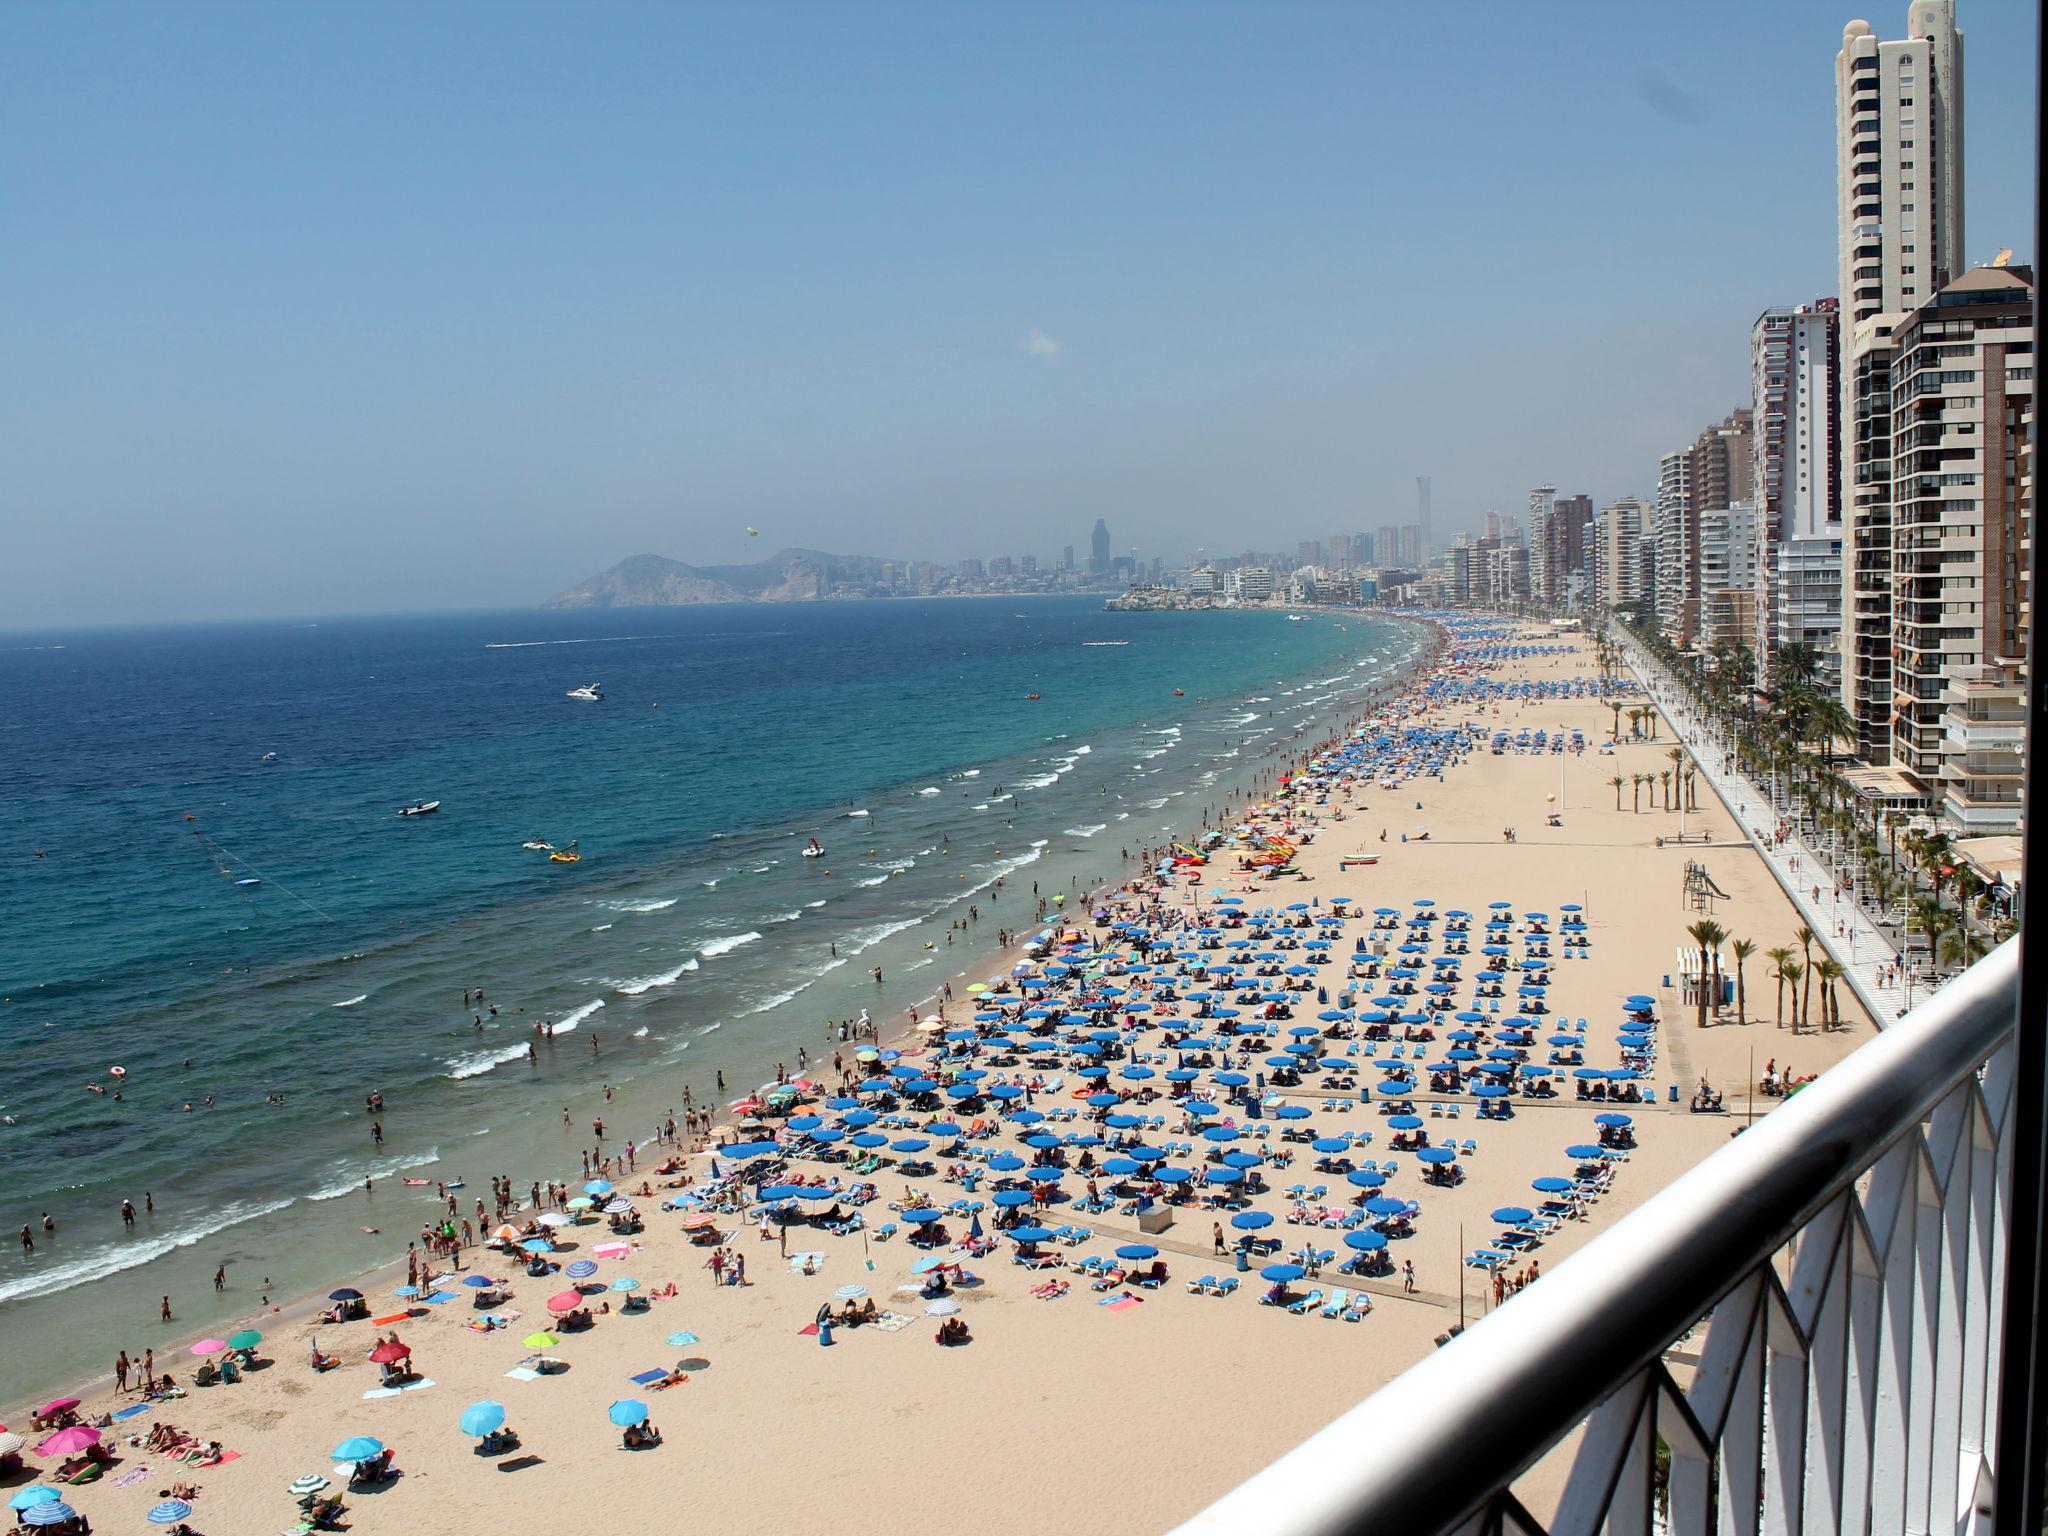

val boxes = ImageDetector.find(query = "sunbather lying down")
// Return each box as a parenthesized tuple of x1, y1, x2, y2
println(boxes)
(1031, 1279, 1069, 1299)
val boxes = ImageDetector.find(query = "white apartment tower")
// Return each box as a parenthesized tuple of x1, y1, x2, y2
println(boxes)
(1752, 300, 1846, 691)
(1836, 1, 1966, 758)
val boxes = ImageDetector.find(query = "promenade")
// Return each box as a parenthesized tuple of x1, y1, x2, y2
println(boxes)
(1617, 636, 1907, 1029)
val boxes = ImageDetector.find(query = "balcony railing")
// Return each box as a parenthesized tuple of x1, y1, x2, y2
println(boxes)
(1175, 942, 2021, 1536)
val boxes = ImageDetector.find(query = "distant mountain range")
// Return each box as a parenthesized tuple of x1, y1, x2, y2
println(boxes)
(542, 549, 897, 608)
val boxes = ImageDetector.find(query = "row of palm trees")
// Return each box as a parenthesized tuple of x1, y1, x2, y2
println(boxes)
(1618, 614, 2014, 981)
(1682, 919, 1846, 1034)
(1605, 747, 1700, 814)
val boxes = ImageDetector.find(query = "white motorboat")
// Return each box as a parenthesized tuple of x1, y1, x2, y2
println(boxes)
(399, 800, 441, 817)
(801, 838, 826, 858)
(566, 683, 604, 701)
(522, 839, 554, 851)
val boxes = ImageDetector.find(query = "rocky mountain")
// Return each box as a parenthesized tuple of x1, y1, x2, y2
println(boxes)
(542, 549, 896, 608)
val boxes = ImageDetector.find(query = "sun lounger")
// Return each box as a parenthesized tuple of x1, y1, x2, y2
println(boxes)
(1465, 1249, 1507, 1269)
(871, 1223, 897, 1242)
(1320, 1287, 1349, 1318)
(1188, 1274, 1217, 1294)
(1287, 1288, 1324, 1315)
(1212, 1276, 1240, 1297)
(1090, 1268, 1127, 1292)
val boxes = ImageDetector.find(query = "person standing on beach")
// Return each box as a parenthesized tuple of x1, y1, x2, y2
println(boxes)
(142, 1348, 155, 1392)
(18, 1223, 32, 1253)
(213, 1264, 226, 1291)
(116, 1350, 131, 1392)
(121, 1197, 136, 1228)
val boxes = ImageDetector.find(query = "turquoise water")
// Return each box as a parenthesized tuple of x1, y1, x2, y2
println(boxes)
(0, 597, 1422, 1399)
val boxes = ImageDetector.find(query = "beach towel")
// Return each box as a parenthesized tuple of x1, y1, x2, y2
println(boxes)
(871, 1311, 913, 1333)
(1101, 1294, 1144, 1312)
(503, 1367, 541, 1382)
(111, 1402, 152, 1422)
(196, 1450, 242, 1468)
(418, 1291, 457, 1305)
(362, 1378, 436, 1399)
(786, 1251, 826, 1273)
(110, 1465, 151, 1488)
(372, 1311, 413, 1326)
(628, 1369, 665, 1385)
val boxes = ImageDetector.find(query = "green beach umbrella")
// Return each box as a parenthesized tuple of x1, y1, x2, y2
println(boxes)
(227, 1330, 263, 1351)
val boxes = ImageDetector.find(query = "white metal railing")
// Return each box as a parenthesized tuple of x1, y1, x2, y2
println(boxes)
(1174, 940, 2020, 1536)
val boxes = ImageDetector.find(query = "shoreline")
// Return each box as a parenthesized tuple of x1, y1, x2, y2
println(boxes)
(2, 614, 1440, 1421)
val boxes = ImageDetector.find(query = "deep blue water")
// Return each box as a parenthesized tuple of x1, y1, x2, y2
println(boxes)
(0, 597, 1420, 1396)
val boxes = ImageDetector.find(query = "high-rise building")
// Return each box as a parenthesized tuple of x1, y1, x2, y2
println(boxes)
(1752, 300, 1846, 690)
(1328, 534, 1354, 567)
(1060, 545, 1075, 571)
(1484, 509, 1517, 544)
(1595, 498, 1655, 611)
(1297, 539, 1324, 566)
(1415, 477, 1433, 558)
(1836, 0, 1967, 756)
(1529, 491, 1592, 610)
(1654, 412, 1754, 644)
(1886, 262, 2033, 830)
(1375, 525, 1404, 570)
(1020, 554, 1038, 575)
(1088, 520, 1111, 574)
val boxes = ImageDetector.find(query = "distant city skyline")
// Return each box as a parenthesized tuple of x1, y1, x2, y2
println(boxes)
(0, 1, 2036, 626)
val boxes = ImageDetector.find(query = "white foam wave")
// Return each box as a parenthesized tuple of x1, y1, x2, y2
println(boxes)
(701, 931, 763, 958)
(613, 960, 698, 995)
(446, 1043, 532, 1080)
(856, 875, 891, 888)
(0, 1198, 300, 1305)
(1065, 824, 1108, 837)
(333, 994, 368, 1008)
(607, 897, 677, 913)
(1016, 773, 1059, 790)
(483, 634, 660, 649)
(591, 923, 614, 932)
(917, 787, 941, 796)
(846, 917, 921, 954)
(805, 900, 826, 909)
(309, 1148, 444, 1198)
(769, 910, 803, 923)
(846, 809, 872, 818)
(554, 998, 607, 1032)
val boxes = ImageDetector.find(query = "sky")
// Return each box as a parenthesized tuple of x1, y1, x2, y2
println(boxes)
(1, 0, 2037, 626)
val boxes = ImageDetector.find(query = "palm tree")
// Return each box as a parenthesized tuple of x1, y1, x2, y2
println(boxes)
(1780, 958, 1806, 1032)
(1610, 700, 1623, 739)
(1658, 769, 1672, 810)
(1940, 927, 1990, 974)
(1700, 920, 1728, 1015)
(1608, 774, 1625, 809)
(1794, 924, 1816, 1031)
(1685, 920, 1723, 1029)
(1813, 958, 1844, 1031)
(1730, 938, 1756, 1025)
(1631, 773, 1646, 813)
(1910, 894, 1947, 969)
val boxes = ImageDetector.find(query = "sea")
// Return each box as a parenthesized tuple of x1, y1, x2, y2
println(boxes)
(0, 596, 1423, 1399)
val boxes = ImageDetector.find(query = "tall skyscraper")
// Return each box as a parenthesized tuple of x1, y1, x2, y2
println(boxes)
(1886, 262, 2033, 829)
(1595, 498, 1655, 611)
(1836, 1, 1967, 756)
(1088, 519, 1111, 574)
(1061, 544, 1074, 571)
(1752, 300, 1845, 690)
(1415, 477, 1433, 558)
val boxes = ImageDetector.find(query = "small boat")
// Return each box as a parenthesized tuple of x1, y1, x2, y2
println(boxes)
(550, 841, 582, 863)
(260, 752, 280, 764)
(1081, 640, 1129, 647)
(1173, 689, 1185, 697)
(398, 800, 441, 817)
(1286, 614, 1306, 622)
(233, 877, 262, 888)
(801, 838, 826, 859)
(522, 839, 554, 852)
(1025, 693, 1041, 701)
(566, 683, 603, 701)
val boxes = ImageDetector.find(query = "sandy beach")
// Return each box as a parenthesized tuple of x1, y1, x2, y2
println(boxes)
(2, 618, 1873, 1536)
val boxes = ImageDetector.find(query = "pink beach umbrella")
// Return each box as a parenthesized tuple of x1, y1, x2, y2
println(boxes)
(545, 1291, 582, 1314)
(36, 1426, 100, 1458)
(32, 1400, 79, 1421)
(190, 1339, 229, 1357)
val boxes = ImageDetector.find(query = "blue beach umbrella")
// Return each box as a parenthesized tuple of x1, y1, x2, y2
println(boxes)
(901, 1208, 942, 1224)
(851, 1133, 889, 1149)
(1492, 1207, 1533, 1225)
(1387, 1115, 1424, 1131)
(332, 1436, 385, 1462)
(991, 1190, 1033, 1207)
(8, 1491, 60, 1513)
(147, 1501, 194, 1525)
(1364, 1196, 1408, 1216)
(1220, 1151, 1262, 1169)
(1153, 1165, 1194, 1184)
(1261, 1262, 1306, 1282)
(18, 1505, 77, 1529)
(460, 1401, 507, 1438)
(1344, 1230, 1389, 1251)
(608, 1399, 651, 1427)
(1010, 1226, 1056, 1244)
(719, 1141, 780, 1160)
(1565, 1145, 1606, 1160)
(1205, 1166, 1244, 1184)
(1311, 1137, 1350, 1153)
(1231, 1211, 1274, 1230)
(1533, 1176, 1573, 1193)
(1201, 1125, 1241, 1143)
(1116, 1244, 1159, 1261)
(1416, 1147, 1456, 1165)
(892, 1137, 930, 1153)
(1594, 1113, 1633, 1127)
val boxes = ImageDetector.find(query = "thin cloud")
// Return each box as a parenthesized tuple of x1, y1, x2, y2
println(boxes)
(1023, 328, 1062, 361)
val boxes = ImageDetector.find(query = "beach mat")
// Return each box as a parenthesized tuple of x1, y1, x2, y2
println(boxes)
(786, 1252, 826, 1273)
(111, 1402, 152, 1422)
(418, 1291, 457, 1305)
(503, 1368, 541, 1382)
(871, 1311, 912, 1333)
(196, 1450, 242, 1468)
(627, 1369, 665, 1385)
(1101, 1294, 1144, 1312)
(372, 1312, 413, 1326)
(110, 1465, 151, 1489)
(363, 1378, 436, 1400)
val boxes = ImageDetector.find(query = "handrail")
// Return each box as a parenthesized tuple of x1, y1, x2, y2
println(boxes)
(1173, 940, 2022, 1536)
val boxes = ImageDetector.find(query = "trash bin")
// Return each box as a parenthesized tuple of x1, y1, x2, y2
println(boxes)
(1235, 1247, 1249, 1273)
(818, 1318, 834, 1348)
(1668, 1084, 1680, 1104)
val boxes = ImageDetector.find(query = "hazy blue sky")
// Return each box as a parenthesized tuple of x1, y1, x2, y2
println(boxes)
(2, 1, 2036, 625)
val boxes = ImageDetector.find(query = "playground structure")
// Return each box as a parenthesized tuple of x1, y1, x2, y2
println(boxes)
(1683, 859, 1731, 914)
